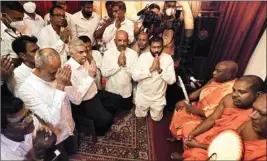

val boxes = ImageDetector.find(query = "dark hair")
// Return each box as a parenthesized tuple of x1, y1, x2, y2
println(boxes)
(165, 1, 177, 4)
(1, 1, 24, 13)
(149, 35, 163, 46)
(12, 35, 38, 56)
(78, 35, 91, 43)
(263, 77, 267, 93)
(1, 97, 24, 129)
(113, 1, 126, 12)
(149, 3, 160, 11)
(52, 1, 68, 6)
(49, 5, 64, 16)
(105, 1, 115, 8)
(80, 1, 93, 7)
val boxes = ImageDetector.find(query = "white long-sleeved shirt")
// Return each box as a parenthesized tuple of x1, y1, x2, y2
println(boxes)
(44, 12, 72, 26)
(23, 13, 44, 37)
(92, 50, 103, 89)
(1, 21, 18, 58)
(101, 47, 138, 98)
(17, 73, 75, 144)
(38, 24, 68, 65)
(65, 58, 98, 103)
(132, 52, 176, 102)
(70, 11, 100, 45)
(7, 63, 34, 97)
(1, 116, 41, 161)
(102, 18, 134, 49)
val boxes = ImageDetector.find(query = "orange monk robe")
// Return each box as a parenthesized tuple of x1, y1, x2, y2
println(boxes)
(169, 79, 236, 140)
(243, 140, 267, 160)
(183, 108, 253, 161)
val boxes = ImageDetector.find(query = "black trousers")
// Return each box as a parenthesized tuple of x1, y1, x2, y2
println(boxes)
(44, 129, 79, 161)
(72, 92, 114, 136)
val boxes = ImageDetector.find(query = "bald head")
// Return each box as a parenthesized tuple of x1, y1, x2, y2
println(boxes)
(251, 93, 267, 136)
(137, 32, 149, 51)
(237, 75, 264, 93)
(115, 30, 129, 51)
(213, 60, 238, 82)
(115, 30, 128, 40)
(35, 48, 61, 69)
(34, 48, 61, 82)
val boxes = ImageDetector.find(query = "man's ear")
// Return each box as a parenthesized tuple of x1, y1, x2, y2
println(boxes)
(256, 91, 263, 98)
(19, 53, 27, 61)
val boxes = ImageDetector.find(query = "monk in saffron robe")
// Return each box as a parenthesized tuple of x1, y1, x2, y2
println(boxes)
(169, 61, 238, 141)
(172, 75, 264, 160)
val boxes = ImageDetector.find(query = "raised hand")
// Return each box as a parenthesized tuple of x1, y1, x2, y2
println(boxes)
(149, 54, 159, 73)
(118, 50, 126, 67)
(60, 27, 71, 43)
(1, 55, 14, 80)
(88, 60, 97, 77)
(55, 65, 72, 90)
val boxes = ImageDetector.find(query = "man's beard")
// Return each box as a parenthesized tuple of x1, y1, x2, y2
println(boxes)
(150, 50, 162, 57)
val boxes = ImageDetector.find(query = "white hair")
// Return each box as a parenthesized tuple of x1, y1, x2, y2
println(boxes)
(35, 48, 60, 69)
(69, 38, 85, 55)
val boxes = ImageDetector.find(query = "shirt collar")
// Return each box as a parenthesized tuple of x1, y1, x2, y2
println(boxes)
(1, 134, 23, 152)
(68, 57, 83, 69)
(21, 63, 34, 72)
(31, 72, 52, 86)
(23, 13, 39, 21)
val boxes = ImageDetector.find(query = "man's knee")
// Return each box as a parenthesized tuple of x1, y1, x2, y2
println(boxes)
(97, 112, 113, 128)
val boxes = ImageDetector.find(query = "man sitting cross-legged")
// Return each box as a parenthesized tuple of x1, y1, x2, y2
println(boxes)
(177, 93, 266, 160)
(169, 61, 238, 141)
(172, 75, 264, 160)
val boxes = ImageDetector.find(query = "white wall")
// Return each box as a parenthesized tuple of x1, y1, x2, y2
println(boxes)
(244, 29, 266, 80)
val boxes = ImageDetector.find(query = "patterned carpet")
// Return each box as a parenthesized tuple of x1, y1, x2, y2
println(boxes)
(71, 109, 157, 161)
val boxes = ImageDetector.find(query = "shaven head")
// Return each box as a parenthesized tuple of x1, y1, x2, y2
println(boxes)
(213, 60, 238, 83)
(115, 30, 128, 51)
(250, 93, 267, 137)
(34, 48, 61, 82)
(232, 75, 264, 108)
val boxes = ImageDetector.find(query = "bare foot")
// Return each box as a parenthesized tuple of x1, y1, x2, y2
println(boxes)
(166, 137, 180, 142)
(171, 152, 183, 160)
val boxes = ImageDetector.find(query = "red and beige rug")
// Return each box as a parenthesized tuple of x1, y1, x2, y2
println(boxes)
(71, 109, 157, 161)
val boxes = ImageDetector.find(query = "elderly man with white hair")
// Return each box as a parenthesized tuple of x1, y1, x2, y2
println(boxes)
(17, 48, 78, 160)
(65, 38, 116, 136)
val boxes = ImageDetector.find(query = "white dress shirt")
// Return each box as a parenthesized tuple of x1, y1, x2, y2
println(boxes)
(101, 47, 138, 98)
(92, 50, 103, 90)
(1, 134, 33, 160)
(38, 24, 68, 65)
(7, 63, 34, 97)
(0, 116, 40, 161)
(102, 18, 134, 49)
(1, 21, 18, 58)
(44, 12, 72, 26)
(132, 52, 176, 105)
(23, 13, 44, 37)
(17, 73, 75, 145)
(70, 11, 100, 44)
(66, 58, 98, 102)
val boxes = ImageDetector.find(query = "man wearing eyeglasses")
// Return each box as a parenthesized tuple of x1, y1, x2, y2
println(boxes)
(44, 1, 72, 26)
(38, 5, 71, 66)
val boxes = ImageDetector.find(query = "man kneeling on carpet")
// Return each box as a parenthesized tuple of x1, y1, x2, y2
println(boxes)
(132, 35, 176, 121)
